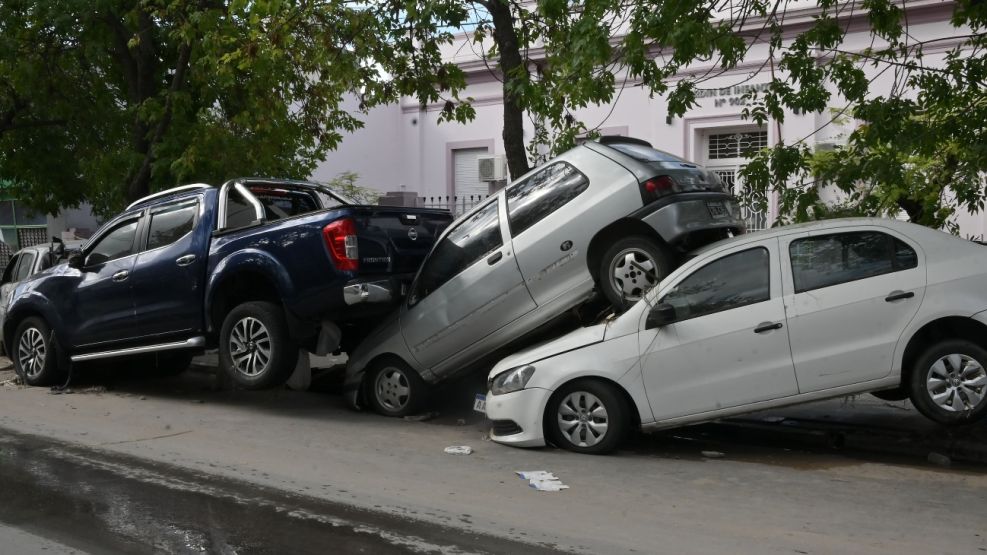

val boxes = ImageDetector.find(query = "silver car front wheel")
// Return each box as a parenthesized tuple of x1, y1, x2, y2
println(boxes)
(557, 391, 610, 448)
(548, 380, 629, 454)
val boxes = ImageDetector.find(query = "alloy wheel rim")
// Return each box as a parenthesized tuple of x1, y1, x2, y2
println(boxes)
(926, 353, 986, 412)
(375, 367, 410, 411)
(17, 327, 46, 379)
(610, 248, 658, 301)
(229, 317, 272, 377)
(557, 391, 609, 447)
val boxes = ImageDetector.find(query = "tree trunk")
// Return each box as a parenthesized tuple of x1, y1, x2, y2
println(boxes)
(486, 0, 530, 181)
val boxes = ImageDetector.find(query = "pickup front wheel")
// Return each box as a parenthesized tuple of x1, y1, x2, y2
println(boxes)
(220, 301, 298, 390)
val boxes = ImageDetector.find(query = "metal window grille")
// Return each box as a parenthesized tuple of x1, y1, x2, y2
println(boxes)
(0, 241, 12, 275)
(419, 195, 490, 216)
(707, 131, 768, 160)
(712, 169, 767, 232)
(17, 227, 48, 248)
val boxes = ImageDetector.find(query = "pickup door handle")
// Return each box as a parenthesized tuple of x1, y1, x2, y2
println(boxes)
(112, 270, 130, 282)
(754, 322, 783, 334)
(487, 252, 503, 265)
(176, 254, 197, 267)
(885, 290, 914, 302)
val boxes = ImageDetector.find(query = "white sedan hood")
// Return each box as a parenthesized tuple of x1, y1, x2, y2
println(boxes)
(491, 322, 608, 376)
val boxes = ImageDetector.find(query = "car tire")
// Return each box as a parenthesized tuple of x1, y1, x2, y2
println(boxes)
(366, 358, 429, 417)
(871, 388, 910, 402)
(908, 340, 987, 425)
(599, 236, 673, 311)
(12, 317, 66, 387)
(546, 379, 629, 455)
(152, 351, 196, 377)
(220, 301, 298, 390)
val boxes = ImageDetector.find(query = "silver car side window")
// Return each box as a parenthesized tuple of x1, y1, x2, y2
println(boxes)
(505, 162, 588, 236)
(409, 198, 503, 305)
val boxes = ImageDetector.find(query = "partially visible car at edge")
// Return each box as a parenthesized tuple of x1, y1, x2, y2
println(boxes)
(345, 137, 747, 417)
(0, 239, 84, 356)
(4, 179, 451, 388)
(484, 218, 987, 454)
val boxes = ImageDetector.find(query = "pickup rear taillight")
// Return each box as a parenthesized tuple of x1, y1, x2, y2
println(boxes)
(323, 218, 359, 272)
(640, 175, 679, 203)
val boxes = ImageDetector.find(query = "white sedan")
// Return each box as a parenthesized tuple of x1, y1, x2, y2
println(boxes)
(484, 218, 987, 454)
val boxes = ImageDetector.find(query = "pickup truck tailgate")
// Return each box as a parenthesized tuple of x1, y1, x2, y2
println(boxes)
(348, 206, 453, 275)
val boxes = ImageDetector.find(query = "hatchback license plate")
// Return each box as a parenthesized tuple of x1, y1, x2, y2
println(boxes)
(707, 201, 728, 219)
(473, 393, 487, 413)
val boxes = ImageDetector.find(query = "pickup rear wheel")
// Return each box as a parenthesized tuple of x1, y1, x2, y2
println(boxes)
(220, 301, 298, 390)
(366, 359, 429, 417)
(599, 236, 673, 312)
(13, 317, 66, 387)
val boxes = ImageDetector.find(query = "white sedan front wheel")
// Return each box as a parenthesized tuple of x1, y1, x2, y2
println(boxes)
(546, 380, 629, 455)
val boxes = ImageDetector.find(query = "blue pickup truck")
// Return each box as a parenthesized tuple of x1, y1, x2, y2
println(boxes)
(4, 179, 451, 388)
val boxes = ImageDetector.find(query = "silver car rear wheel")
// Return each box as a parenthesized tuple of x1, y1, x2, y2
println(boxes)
(609, 248, 658, 302)
(909, 340, 987, 425)
(926, 353, 986, 412)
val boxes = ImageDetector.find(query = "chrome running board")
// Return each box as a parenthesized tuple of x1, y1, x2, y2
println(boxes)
(71, 336, 206, 362)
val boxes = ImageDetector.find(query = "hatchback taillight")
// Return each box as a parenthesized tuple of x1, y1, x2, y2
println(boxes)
(640, 175, 678, 203)
(323, 218, 359, 272)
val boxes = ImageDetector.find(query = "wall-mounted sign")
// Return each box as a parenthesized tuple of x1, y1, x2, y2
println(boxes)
(695, 83, 771, 107)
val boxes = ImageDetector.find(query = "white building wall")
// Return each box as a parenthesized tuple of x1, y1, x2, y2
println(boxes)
(308, 1, 986, 235)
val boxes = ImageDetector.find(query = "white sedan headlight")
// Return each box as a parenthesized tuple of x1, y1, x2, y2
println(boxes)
(489, 365, 535, 395)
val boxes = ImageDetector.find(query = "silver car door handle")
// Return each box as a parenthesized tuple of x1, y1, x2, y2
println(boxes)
(112, 270, 130, 282)
(754, 321, 783, 334)
(176, 254, 197, 267)
(885, 290, 914, 302)
(487, 252, 503, 265)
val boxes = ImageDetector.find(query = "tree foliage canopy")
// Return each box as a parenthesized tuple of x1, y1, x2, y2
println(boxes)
(0, 0, 471, 216)
(427, 0, 987, 230)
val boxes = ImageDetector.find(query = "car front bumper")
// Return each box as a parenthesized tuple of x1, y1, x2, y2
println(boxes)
(484, 387, 553, 448)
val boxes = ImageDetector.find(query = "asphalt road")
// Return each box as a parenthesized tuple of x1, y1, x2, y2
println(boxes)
(1, 362, 986, 554)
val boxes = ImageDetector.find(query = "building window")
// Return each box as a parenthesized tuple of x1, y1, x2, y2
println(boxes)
(704, 128, 769, 231)
(707, 131, 768, 160)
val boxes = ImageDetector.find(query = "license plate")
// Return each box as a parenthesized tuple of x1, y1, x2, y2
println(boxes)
(473, 393, 487, 413)
(707, 200, 728, 219)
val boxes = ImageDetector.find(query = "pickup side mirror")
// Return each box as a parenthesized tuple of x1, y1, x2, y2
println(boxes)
(646, 303, 677, 329)
(67, 253, 84, 270)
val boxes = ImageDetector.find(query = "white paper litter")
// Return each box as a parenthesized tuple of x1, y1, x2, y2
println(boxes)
(516, 470, 568, 491)
(444, 445, 473, 455)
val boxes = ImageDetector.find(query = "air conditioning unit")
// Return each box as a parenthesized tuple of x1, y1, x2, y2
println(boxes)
(478, 155, 508, 181)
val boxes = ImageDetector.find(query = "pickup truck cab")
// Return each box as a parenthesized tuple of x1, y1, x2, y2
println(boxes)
(4, 179, 451, 388)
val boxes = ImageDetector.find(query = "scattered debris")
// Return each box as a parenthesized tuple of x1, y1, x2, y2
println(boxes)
(761, 416, 786, 423)
(139, 396, 147, 400)
(444, 446, 473, 455)
(403, 412, 438, 422)
(456, 418, 466, 426)
(927, 452, 951, 467)
(701, 450, 726, 459)
(480, 433, 491, 442)
(516, 470, 569, 492)
(77, 385, 108, 394)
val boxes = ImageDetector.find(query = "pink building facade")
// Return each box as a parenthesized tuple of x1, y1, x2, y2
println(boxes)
(312, 0, 986, 239)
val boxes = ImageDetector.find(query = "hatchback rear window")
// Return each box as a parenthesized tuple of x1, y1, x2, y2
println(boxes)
(607, 143, 686, 163)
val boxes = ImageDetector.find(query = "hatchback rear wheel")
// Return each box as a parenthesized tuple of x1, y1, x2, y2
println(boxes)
(599, 236, 672, 311)
(908, 340, 987, 425)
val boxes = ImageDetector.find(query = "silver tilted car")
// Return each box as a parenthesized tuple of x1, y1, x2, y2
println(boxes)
(345, 137, 747, 416)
